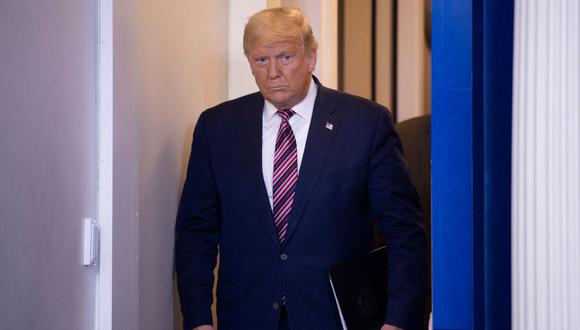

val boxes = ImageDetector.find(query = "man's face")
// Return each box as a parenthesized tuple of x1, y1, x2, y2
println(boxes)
(247, 38, 317, 110)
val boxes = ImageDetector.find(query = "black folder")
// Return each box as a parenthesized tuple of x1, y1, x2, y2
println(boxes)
(329, 246, 388, 330)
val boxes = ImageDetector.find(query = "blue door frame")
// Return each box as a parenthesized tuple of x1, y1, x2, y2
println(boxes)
(431, 0, 514, 329)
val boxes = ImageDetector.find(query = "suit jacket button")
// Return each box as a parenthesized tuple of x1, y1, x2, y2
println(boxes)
(280, 253, 288, 261)
(273, 302, 280, 310)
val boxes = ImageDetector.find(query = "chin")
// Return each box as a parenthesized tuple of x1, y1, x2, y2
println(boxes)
(267, 96, 290, 108)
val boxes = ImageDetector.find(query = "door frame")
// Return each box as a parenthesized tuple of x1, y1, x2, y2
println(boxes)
(97, 0, 113, 329)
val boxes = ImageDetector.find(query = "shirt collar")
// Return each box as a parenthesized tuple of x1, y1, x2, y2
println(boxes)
(264, 77, 318, 121)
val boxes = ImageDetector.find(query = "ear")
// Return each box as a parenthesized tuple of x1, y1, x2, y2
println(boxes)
(307, 49, 317, 73)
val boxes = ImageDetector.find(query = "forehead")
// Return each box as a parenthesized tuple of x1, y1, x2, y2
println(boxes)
(249, 39, 303, 56)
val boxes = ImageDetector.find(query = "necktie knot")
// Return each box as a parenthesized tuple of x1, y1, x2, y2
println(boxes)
(277, 109, 294, 122)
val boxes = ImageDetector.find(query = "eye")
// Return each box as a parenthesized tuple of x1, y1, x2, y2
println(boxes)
(255, 57, 268, 66)
(280, 54, 293, 63)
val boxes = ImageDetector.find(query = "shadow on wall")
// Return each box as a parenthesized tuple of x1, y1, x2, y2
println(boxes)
(173, 122, 194, 330)
(173, 272, 183, 330)
(172, 121, 219, 330)
(139, 133, 186, 329)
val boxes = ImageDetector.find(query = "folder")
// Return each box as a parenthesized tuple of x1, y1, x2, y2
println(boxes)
(329, 246, 388, 330)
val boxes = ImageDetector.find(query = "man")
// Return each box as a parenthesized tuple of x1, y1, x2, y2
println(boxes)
(175, 7, 426, 330)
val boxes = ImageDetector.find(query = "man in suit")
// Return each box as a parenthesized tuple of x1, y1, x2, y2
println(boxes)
(175, 7, 426, 330)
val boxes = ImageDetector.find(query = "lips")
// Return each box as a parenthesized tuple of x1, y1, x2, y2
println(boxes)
(268, 86, 287, 91)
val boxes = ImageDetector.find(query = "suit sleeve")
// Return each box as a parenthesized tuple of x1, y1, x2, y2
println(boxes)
(368, 109, 427, 329)
(175, 112, 221, 330)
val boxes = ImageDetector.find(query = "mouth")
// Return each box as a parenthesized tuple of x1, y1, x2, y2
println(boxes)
(268, 86, 287, 91)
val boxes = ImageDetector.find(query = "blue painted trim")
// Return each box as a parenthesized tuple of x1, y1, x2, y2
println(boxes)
(473, 2, 486, 329)
(432, 0, 513, 329)
(432, 0, 475, 328)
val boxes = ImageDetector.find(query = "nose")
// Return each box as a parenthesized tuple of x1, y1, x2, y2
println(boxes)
(267, 60, 279, 79)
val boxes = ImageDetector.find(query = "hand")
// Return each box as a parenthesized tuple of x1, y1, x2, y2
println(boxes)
(192, 326, 213, 330)
(381, 324, 403, 330)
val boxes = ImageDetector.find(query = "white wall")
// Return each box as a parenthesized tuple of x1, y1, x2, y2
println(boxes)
(283, 0, 338, 89)
(0, 0, 98, 328)
(227, 0, 268, 99)
(512, 0, 580, 329)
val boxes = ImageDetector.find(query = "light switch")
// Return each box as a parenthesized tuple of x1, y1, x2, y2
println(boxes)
(83, 218, 98, 266)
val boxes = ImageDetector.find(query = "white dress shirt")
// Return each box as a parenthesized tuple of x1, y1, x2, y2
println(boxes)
(262, 78, 317, 209)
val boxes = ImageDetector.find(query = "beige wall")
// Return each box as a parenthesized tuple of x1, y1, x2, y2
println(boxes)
(376, 0, 395, 110)
(113, 1, 228, 329)
(113, 1, 140, 328)
(397, 0, 429, 122)
(342, 0, 373, 99)
(138, 1, 228, 329)
(341, 0, 430, 122)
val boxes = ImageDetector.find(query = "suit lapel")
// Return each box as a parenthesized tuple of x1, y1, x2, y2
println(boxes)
(284, 83, 341, 246)
(236, 94, 281, 250)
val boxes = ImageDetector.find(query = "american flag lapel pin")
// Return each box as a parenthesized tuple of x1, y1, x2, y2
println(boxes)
(325, 122, 333, 131)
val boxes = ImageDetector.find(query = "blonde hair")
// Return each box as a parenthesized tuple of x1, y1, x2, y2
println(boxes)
(243, 7, 318, 56)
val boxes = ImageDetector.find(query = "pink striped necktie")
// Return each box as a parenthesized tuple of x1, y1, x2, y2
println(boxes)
(273, 108, 298, 244)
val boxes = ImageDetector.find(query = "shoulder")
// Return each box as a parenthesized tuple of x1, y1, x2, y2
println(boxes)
(198, 91, 262, 123)
(320, 86, 393, 123)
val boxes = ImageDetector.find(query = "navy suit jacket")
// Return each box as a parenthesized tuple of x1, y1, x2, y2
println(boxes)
(175, 77, 426, 330)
